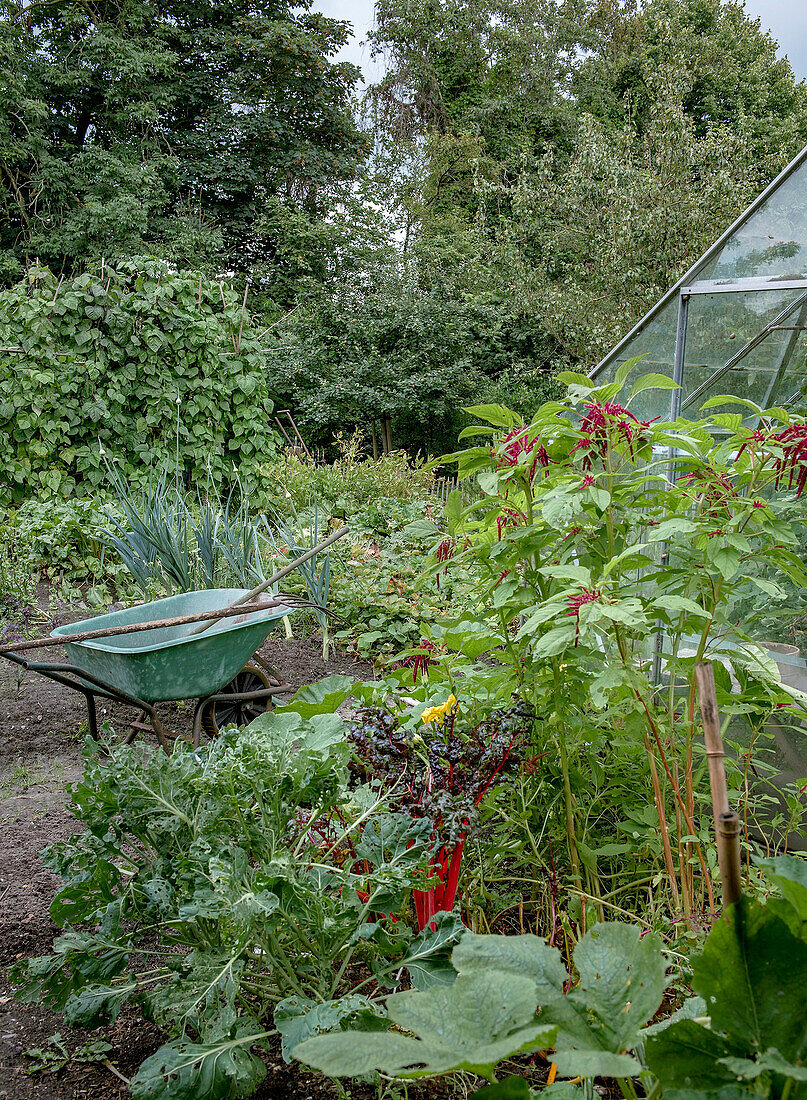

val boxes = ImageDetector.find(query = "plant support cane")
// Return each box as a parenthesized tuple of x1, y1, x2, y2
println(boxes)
(695, 661, 742, 906)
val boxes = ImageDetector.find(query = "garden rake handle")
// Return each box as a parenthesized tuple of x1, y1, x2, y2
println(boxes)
(0, 600, 285, 655)
(187, 523, 350, 636)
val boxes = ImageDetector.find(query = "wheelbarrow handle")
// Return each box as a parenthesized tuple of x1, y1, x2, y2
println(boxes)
(0, 599, 284, 655)
(187, 523, 350, 637)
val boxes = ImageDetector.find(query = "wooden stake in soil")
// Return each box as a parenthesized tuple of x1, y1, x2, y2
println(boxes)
(716, 811, 743, 907)
(695, 661, 742, 906)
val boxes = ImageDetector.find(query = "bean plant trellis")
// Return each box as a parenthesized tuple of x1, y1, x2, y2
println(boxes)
(592, 142, 807, 844)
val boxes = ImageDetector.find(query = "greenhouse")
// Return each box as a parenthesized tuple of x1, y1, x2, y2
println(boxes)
(591, 142, 807, 424)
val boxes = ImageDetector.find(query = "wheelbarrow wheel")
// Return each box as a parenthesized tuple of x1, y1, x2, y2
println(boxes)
(200, 663, 274, 737)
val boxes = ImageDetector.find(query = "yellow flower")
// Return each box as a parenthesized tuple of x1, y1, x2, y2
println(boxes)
(421, 694, 457, 726)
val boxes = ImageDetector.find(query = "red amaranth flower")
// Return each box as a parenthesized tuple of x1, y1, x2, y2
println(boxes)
(771, 424, 807, 496)
(736, 427, 769, 459)
(565, 587, 602, 645)
(404, 638, 439, 683)
(494, 428, 550, 481)
(435, 537, 455, 589)
(571, 401, 656, 470)
(678, 470, 738, 518)
(496, 505, 526, 538)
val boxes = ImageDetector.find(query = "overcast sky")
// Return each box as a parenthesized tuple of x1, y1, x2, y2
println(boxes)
(312, 0, 807, 84)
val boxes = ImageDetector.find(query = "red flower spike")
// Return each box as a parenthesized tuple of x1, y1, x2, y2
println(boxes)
(404, 638, 439, 683)
(572, 401, 656, 469)
(434, 538, 455, 589)
(496, 505, 526, 539)
(495, 428, 549, 482)
(678, 470, 738, 518)
(565, 587, 602, 645)
(770, 425, 807, 496)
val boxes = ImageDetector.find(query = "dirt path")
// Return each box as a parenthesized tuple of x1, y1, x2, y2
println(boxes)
(0, 623, 376, 1099)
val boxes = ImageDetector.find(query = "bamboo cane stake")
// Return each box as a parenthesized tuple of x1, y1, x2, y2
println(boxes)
(0, 600, 285, 655)
(695, 660, 742, 906)
(187, 524, 349, 637)
(716, 811, 743, 906)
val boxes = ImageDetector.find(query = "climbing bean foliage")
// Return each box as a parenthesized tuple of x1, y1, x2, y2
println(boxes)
(0, 261, 280, 503)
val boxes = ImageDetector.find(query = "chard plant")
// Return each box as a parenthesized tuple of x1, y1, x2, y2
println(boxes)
(346, 697, 530, 930)
(429, 366, 807, 924)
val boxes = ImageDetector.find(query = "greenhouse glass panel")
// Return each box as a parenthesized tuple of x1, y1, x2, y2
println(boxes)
(679, 288, 807, 415)
(699, 156, 807, 283)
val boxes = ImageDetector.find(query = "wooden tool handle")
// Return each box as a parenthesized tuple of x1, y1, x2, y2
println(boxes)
(187, 523, 349, 637)
(0, 600, 283, 655)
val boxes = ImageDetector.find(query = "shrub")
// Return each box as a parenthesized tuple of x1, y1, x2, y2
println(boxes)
(259, 437, 434, 516)
(0, 260, 280, 503)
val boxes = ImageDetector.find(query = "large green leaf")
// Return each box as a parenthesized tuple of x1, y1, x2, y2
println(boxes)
(550, 923, 666, 1078)
(645, 1019, 748, 1093)
(755, 854, 807, 929)
(273, 675, 355, 719)
(399, 912, 466, 990)
(131, 1019, 269, 1100)
(294, 970, 556, 1079)
(693, 900, 807, 1058)
(646, 900, 807, 1096)
(451, 932, 568, 1003)
(274, 994, 383, 1062)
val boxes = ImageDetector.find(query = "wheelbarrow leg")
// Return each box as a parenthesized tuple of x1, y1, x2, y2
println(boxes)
(85, 693, 99, 740)
(126, 705, 174, 754)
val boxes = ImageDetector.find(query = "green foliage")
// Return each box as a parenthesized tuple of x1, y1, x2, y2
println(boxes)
(0, 0, 367, 293)
(258, 439, 435, 517)
(296, 970, 557, 1081)
(25, 1032, 112, 1075)
(0, 495, 132, 606)
(298, 856, 807, 1097)
(645, 896, 807, 1096)
(13, 686, 465, 1098)
(363, 0, 807, 392)
(295, 921, 664, 1084)
(0, 261, 281, 501)
(103, 465, 268, 596)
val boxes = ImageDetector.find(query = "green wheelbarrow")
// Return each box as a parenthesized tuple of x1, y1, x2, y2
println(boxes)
(2, 589, 295, 750)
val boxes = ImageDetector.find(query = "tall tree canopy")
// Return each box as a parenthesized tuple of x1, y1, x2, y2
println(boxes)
(0, 0, 368, 301)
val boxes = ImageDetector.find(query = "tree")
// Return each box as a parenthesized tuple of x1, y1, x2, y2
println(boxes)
(0, 0, 368, 301)
(363, 0, 807, 385)
(575, 0, 807, 182)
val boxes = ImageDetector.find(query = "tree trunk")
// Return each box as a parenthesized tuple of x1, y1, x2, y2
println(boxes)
(371, 419, 379, 460)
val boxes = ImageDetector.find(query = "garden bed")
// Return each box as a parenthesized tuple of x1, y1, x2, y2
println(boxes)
(0, 598, 375, 1099)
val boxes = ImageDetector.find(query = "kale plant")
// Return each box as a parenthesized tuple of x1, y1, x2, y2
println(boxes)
(13, 679, 463, 1099)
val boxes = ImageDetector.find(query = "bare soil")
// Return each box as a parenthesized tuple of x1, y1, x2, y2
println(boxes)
(0, 608, 382, 1099)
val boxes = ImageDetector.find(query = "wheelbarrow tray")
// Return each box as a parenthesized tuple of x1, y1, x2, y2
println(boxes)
(50, 589, 292, 703)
